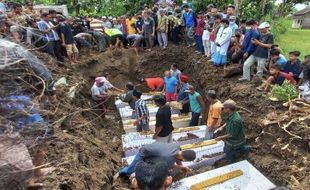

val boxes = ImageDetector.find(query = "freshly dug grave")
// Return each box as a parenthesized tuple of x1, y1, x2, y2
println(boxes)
(4, 45, 308, 189)
(134, 46, 310, 189)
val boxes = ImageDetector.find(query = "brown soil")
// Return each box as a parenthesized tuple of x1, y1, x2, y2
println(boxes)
(3, 45, 309, 189)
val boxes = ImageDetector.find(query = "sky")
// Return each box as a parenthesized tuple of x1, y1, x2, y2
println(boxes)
(275, 0, 308, 10)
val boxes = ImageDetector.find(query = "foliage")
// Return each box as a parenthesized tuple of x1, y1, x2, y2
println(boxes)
(271, 80, 298, 101)
(277, 23, 310, 58)
(263, 15, 289, 41)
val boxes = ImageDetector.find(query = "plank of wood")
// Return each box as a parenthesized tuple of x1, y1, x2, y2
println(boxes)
(190, 169, 244, 190)
(180, 139, 217, 150)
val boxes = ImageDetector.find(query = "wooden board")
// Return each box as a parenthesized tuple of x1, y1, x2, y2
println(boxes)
(190, 170, 243, 190)
(180, 139, 217, 150)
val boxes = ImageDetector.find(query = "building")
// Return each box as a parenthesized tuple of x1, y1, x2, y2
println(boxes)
(292, 7, 310, 29)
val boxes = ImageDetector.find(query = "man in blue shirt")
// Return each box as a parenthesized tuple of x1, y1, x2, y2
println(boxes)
(241, 19, 259, 60)
(163, 70, 178, 102)
(283, 51, 302, 82)
(269, 48, 287, 70)
(183, 4, 197, 47)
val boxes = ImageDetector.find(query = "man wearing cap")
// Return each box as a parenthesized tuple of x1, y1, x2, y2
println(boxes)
(214, 99, 246, 163)
(178, 75, 190, 113)
(91, 77, 123, 101)
(120, 82, 136, 110)
(240, 22, 274, 81)
(184, 86, 206, 126)
(205, 90, 222, 139)
(132, 90, 150, 133)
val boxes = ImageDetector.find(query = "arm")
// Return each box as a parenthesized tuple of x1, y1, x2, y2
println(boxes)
(61, 33, 65, 45)
(153, 126, 163, 139)
(197, 96, 206, 116)
(112, 86, 124, 92)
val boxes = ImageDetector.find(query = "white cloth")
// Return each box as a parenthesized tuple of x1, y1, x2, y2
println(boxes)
(202, 29, 210, 40)
(215, 26, 232, 55)
(91, 81, 113, 100)
(299, 82, 310, 103)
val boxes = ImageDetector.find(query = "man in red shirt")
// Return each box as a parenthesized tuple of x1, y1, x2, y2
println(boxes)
(141, 77, 164, 91)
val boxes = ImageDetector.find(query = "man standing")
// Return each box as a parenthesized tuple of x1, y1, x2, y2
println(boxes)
(241, 19, 259, 62)
(60, 16, 79, 65)
(153, 95, 174, 142)
(132, 90, 150, 133)
(163, 70, 178, 102)
(212, 19, 232, 66)
(178, 75, 190, 113)
(215, 99, 247, 163)
(205, 90, 222, 139)
(239, 22, 274, 81)
(37, 13, 64, 62)
(185, 86, 206, 126)
(183, 4, 197, 47)
(170, 64, 182, 82)
(157, 9, 169, 48)
(142, 10, 155, 51)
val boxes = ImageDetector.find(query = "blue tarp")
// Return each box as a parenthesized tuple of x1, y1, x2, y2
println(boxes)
(0, 95, 44, 129)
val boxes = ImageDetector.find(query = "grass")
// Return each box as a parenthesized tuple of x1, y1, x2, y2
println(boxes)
(276, 21, 310, 58)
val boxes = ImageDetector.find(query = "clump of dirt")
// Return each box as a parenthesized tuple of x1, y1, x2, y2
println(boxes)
(134, 46, 310, 188)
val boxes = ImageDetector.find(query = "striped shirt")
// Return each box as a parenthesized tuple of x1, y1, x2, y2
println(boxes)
(135, 99, 149, 126)
(90, 19, 103, 32)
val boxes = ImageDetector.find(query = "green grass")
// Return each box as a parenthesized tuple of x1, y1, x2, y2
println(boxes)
(277, 25, 310, 58)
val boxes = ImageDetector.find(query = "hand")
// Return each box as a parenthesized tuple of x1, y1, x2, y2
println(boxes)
(133, 120, 138, 126)
(214, 127, 223, 134)
(152, 33, 155, 37)
(152, 135, 157, 140)
(182, 167, 193, 173)
(243, 52, 248, 59)
(289, 72, 294, 76)
(216, 43, 220, 47)
(62, 43, 66, 47)
(251, 39, 259, 45)
(215, 136, 222, 141)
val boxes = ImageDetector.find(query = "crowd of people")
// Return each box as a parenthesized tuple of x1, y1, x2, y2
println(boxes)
(1, 1, 310, 189)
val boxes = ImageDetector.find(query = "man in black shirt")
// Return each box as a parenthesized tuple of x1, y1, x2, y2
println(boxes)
(153, 95, 174, 143)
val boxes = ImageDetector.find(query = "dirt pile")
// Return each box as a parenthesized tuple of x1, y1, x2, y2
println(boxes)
(135, 46, 310, 189)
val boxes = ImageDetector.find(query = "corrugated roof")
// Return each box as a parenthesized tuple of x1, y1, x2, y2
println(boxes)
(293, 7, 310, 16)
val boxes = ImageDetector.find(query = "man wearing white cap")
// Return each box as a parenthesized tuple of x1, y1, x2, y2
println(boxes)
(91, 77, 123, 113)
(239, 22, 274, 81)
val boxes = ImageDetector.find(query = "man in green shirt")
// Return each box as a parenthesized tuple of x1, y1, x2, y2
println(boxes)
(215, 99, 246, 163)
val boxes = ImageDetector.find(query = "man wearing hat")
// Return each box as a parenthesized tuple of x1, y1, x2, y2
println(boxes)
(91, 77, 123, 112)
(133, 90, 150, 133)
(214, 99, 246, 163)
(184, 85, 206, 126)
(177, 75, 190, 113)
(240, 21, 274, 81)
(205, 90, 222, 139)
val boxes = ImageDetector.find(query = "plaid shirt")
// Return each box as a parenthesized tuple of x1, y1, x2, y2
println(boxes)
(135, 99, 149, 126)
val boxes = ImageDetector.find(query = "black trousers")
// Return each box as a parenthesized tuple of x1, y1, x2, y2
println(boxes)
(43, 40, 64, 62)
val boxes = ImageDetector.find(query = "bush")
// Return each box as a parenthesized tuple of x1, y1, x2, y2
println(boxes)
(270, 80, 298, 101)
(263, 15, 289, 40)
